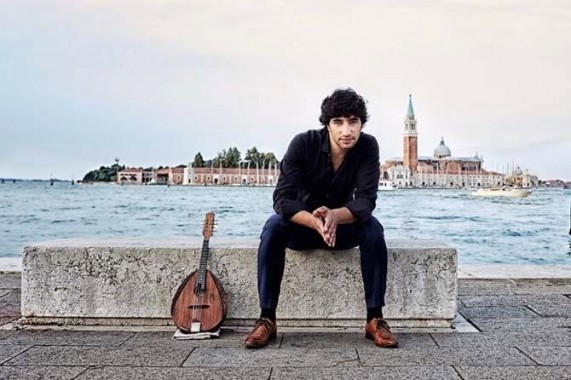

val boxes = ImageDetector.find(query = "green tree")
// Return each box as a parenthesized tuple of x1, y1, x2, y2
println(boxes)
(263, 152, 278, 168)
(225, 147, 241, 168)
(245, 147, 262, 167)
(192, 152, 205, 168)
(213, 147, 241, 168)
(82, 163, 125, 182)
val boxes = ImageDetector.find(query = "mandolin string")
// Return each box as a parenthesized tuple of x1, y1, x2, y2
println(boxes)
(197, 217, 212, 331)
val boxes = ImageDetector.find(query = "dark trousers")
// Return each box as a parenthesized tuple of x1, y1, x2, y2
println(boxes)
(257, 213, 388, 310)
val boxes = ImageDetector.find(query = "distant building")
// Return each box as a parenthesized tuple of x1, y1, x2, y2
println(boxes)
(118, 163, 281, 186)
(505, 166, 539, 188)
(184, 164, 280, 186)
(117, 168, 144, 184)
(381, 95, 506, 188)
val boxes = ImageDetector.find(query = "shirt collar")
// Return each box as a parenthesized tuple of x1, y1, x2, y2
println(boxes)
(320, 128, 330, 154)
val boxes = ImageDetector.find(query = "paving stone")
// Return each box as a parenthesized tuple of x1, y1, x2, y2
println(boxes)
(184, 347, 358, 367)
(0, 273, 21, 289)
(76, 366, 270, 380)
(124, 330, 280, 348)
(280, 332, 436, 349)
(458, 280, 516, 295)
(513, 279, 571, 295)
(529, 304, 571, 318)
(457, 366, 571, 380)
(0, 289, 20, 303)
(4, 345, 193, 366)
(0, 290, 10, 299)
(459, 306, 539, 320)
(0, 317, 18, 327)
(0, 329, 134, 346)
(273, 366, 461, 379)
(460, 294, 571, 307)
(470, 317, 571, 332)
(0, 345, 30, 365)
(357, 346, 534, 366)
(432, 330, 571, 347)
(0, 301, 20, 317)
(0, 366, 86, 380)
(520, 346, 571, 365)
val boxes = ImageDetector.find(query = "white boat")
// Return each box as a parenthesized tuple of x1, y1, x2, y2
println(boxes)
(471, 187, 531, 198)
(378, 180, 397, 191)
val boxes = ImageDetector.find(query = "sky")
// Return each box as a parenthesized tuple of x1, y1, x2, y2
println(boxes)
(0, 0, 569, 180)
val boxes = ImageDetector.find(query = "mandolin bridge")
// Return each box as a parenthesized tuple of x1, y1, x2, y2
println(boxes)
(187, 304, 210, 309)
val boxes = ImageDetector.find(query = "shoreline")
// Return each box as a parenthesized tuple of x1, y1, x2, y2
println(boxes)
(2, 256, 570, 278)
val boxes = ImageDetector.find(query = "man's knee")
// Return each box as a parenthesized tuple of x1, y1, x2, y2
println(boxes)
(260, 214, 290, 241)
(361, 216, 386, 245)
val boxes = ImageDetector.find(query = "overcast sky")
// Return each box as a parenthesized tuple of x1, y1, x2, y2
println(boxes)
(1, 0, 569, 180)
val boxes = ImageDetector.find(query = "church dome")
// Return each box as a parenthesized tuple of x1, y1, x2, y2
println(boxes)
(434, 138, 451, 158)
(514, 166, 523, 176)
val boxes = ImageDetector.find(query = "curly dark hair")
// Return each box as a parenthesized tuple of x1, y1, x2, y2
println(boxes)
(319, 88, 369, 126)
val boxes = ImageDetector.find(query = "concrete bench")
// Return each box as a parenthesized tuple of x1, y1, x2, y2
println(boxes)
(21, 238, 457, 329)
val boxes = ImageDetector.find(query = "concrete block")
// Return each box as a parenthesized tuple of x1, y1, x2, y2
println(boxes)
(21, 238, 457, 328)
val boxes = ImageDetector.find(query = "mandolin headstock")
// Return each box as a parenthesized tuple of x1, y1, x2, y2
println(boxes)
(202, 212, 215, 240)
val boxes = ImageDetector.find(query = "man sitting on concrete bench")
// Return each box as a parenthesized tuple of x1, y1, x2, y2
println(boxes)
(245, 88, 398, 349)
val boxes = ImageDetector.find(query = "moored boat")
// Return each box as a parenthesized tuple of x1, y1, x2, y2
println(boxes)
(378, 180, 397, 191)
(471, 187, 531, 198)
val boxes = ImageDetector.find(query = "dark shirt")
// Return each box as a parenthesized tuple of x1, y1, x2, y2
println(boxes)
(273, 128, 380, 222)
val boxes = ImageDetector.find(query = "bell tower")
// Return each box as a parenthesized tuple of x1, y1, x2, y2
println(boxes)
(403, 94, 418, 173)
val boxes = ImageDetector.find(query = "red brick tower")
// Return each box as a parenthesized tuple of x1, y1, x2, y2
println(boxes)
(403, 94, 418, 173)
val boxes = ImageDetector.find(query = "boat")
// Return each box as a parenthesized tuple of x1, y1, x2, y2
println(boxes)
(471, 187, 531, 198)
(378, 180, 397, 191)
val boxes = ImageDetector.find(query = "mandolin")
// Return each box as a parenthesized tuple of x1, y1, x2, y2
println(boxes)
(171, 212, 228, 333)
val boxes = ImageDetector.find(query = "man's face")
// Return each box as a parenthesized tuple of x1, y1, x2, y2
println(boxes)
(327, 116, 362, 153)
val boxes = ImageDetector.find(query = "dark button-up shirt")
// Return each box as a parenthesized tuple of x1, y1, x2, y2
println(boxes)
(273, 128, 380, 222)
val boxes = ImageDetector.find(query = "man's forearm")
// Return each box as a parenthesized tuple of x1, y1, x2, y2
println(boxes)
(290, 210, 319, 230)
(331, 207, 356, 224)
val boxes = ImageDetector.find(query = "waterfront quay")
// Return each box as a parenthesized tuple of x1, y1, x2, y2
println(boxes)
(1, 268, 571, 379)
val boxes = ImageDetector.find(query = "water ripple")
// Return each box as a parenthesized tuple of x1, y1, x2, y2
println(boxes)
(0, 182, 569, 265)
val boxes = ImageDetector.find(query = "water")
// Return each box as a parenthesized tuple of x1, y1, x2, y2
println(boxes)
(0, 181, 570, 265)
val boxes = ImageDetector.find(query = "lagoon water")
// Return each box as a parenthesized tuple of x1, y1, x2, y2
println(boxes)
(0, 181, 570, 265)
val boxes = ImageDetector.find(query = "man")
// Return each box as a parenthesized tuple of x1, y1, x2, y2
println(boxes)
(245, 88, 397, 349)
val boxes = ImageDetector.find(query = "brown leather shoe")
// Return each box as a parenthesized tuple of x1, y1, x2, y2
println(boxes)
(244, 318, 277, 349)
(365, 318, 398, 348)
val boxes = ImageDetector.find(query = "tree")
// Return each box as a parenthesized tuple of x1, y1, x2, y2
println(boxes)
(226, 147, 241, 168)
(213, 147, 241, 168)
(192, 152, 205, 168)
(245, 147, 263, 167)
(82, 163, 125, 182)
(263, 152, 278, 168)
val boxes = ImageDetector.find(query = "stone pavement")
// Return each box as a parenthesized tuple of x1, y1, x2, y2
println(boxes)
(1, 272, 571, 379)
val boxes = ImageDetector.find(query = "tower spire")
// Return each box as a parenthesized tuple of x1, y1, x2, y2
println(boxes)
(407, 94, 415, 118)
(403, 94, 418, 178)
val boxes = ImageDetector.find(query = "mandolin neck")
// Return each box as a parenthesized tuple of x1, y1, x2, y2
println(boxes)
(196, 238, 210, 292)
